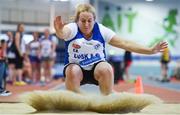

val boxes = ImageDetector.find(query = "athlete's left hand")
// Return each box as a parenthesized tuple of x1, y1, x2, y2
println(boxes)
(151, 41, 168, 53)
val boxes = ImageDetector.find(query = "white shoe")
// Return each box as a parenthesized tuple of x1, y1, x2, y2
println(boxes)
(0, 90, 12, 96)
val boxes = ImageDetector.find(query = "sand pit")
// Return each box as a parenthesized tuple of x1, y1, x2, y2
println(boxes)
(18, 90, 164, 113)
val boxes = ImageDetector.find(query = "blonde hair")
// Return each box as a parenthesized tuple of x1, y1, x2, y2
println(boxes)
(74, 4, 96, 22)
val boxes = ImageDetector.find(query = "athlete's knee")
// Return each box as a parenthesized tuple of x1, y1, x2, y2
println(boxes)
(95, 62, 113, 76)
(65, 64, 83, 80)
(94, 62, 113, 81)
(66, 64, 81, 74)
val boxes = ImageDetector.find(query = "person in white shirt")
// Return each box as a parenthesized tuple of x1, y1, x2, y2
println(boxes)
(27, 32, 41, 83)
(40, 29, 56, 83)
(54, 4, 168, 95)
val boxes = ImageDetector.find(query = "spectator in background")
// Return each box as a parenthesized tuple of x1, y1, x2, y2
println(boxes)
(6, 31, 16, 85)
(42, 29, 57, 69)
(160, 48, 170, 82)
(27, 32, 41, 84)
(123, 50, 132, 81)
(0, 39, 12, 96)
(14, 23, 27, 86)
(40, 29, 56, 84)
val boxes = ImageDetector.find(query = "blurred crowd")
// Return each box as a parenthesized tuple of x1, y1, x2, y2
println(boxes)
(2, 24, 60, 87)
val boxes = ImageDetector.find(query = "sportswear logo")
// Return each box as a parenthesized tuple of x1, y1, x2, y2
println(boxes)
(94, 43, 101, 50)
(72, 43, 81, 49)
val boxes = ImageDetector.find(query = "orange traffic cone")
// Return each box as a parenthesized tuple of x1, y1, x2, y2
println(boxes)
(135, 76, 144, 94)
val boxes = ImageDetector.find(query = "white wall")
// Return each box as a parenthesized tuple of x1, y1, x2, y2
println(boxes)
(98, 0, 180, 58)
(0, 0, 89, 33)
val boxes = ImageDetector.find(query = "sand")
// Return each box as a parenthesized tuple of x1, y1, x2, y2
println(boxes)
(0, 103, 180, 115)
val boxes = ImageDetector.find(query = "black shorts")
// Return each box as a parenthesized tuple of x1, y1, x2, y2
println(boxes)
(15, 56, 23, 69)
(161, 60, 169, 69)
(7, 58, 16, 65)
(63, 61, 104, 85)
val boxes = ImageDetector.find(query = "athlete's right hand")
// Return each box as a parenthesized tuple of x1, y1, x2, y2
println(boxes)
(54, 16, 65, 32)
(54, 16, 71, 40)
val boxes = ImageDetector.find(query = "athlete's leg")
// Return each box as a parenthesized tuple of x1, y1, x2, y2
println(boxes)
(65, 64, 83, 93)
(94, 62, 114, 95)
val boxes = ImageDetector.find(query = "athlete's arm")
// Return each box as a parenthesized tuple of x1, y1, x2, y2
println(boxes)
(109, 35, 168, 54)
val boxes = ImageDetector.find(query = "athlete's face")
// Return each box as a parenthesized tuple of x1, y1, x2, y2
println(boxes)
(77, 11, 95, 38)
